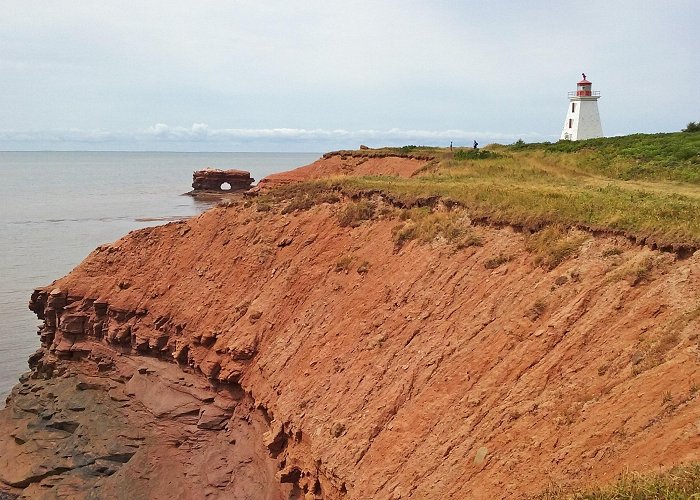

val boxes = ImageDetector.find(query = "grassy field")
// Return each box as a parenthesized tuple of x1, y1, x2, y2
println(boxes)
(281, 132, 700, 249)
(536, 463, 700, 499)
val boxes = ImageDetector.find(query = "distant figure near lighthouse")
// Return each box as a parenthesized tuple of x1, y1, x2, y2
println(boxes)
(560, 73, 603, 141)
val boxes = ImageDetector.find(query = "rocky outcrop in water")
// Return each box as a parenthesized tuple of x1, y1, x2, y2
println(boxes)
(189, 168, 254, 194)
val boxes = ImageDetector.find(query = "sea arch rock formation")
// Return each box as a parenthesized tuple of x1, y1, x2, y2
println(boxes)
(190, 169, 254, 193)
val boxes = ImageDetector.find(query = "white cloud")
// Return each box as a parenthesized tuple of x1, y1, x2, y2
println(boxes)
(0, 124, 556, 151)
(1, 1, 696, 139)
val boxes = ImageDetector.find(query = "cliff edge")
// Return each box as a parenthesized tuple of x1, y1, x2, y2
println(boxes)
(2, 151, 700, 499)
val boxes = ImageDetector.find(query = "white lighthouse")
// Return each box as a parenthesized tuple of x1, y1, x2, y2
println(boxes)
(560, 73, 603, 141)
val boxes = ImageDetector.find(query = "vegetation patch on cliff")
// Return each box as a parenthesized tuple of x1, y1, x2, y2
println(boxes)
(390, 208, 483, 249)
(338, 201, 376, 227)
(538, 463, 700, 499)
(271, 132, 700, 250)
(525, 225, 588, 270)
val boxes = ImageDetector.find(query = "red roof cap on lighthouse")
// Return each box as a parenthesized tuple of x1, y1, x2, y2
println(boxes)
(578, 72, 591, 85)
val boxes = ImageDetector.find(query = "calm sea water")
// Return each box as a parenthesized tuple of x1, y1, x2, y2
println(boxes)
(0, 151, 320, 402)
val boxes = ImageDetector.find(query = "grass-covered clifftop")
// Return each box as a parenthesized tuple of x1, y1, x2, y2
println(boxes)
(284, 132, 700, 250)
(510, 132, 700, 182)
(539, 463, 700, 499)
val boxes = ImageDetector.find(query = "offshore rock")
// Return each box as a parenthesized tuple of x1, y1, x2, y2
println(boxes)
(188, 168, 254, 194)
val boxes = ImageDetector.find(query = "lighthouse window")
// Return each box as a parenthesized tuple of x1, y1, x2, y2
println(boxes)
(572, 103, 576, 113)
(569, 119, 573, 129)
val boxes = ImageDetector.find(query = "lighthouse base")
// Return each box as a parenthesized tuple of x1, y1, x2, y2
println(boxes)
(561, 98, 603, 141)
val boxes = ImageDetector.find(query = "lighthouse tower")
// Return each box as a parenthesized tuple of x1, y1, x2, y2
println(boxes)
(560, 73, 603, 141)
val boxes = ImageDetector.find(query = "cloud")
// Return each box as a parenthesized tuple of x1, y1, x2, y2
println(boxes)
(0, 124, 556, 151)
(137, 123, 555, 144)
(0, 1, 696, 141)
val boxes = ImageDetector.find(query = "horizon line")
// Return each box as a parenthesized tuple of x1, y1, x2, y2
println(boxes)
(0, 150, 326, 154)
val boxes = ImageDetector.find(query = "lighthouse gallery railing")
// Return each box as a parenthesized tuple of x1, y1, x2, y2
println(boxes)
(568, 91, 601, 97)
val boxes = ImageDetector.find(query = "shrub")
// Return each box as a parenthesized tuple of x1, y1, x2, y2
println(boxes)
(609, 253, 655, 286)
(319, 193, 341, 204)
(453, 149, 501, 161)
(484, 254, 510, 269)
(338, 201, 375, 227)
(391, 210, 466, 248)
(335, 255, 355, 272)
(554, 275, 569, 286)
(456, 233, 484, 249)
(537, 463, 700, 499)
(391, 223, 417, 247)
(525, 226, 588, 270)
(399, 207, 429, 221)
(281, 196, 315, 214)
(528, 299, 547, 320)
(632, 325, 682, 377)
(357, 261, 370, 274)
(602, 247, 623, 257)
(682, 121, 700, 133)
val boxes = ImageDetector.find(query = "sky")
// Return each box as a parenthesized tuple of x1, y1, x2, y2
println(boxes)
(0, 0, 697, 151)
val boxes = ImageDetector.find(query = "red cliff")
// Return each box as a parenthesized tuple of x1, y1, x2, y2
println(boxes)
(1, 154, 700, 498)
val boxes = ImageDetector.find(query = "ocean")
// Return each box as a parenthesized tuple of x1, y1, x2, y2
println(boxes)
(0, 151, 320, 401)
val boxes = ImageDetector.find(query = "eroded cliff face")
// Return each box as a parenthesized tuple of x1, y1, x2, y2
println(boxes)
(2, 194, 700, 499)
(0, 344, 286, 499)
(255, 151, 430, 190)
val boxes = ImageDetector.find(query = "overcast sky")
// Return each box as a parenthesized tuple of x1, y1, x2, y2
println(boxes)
(1, 0, 697, 151)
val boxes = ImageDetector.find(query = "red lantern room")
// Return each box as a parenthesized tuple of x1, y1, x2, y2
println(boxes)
(567, 73, 601, 99)
(576, 73, 592, 96)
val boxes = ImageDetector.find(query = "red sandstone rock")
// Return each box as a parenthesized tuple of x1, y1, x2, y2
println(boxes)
(190, 168, 254, 193)
(0, 344, 289, 498)
(254, 152, 430, 191)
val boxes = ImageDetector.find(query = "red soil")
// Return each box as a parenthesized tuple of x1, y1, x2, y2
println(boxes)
(255, 152, 429, 190)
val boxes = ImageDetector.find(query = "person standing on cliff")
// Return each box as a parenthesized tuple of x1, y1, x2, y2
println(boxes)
(473, 140, 478, 150)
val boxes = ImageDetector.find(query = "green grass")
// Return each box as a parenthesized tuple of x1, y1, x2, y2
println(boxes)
(389, 145, 439, 154)
(537, 463, 700, 499)
(391, 208, 467, 247)
(524, 226, 588, 270)
(335, 255, 355, 272)
(453, 149, 502, 161)
(328, 176, 700, 248)
(510, 132, 700, 182)
(338, 201, 376, 227)
(266, 133, 700, 249)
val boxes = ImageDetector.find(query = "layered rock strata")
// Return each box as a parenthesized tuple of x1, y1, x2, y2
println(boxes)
(189, 169, 254, 193)
(2, 195, 700, 498)
(1, 345, 287, 499)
